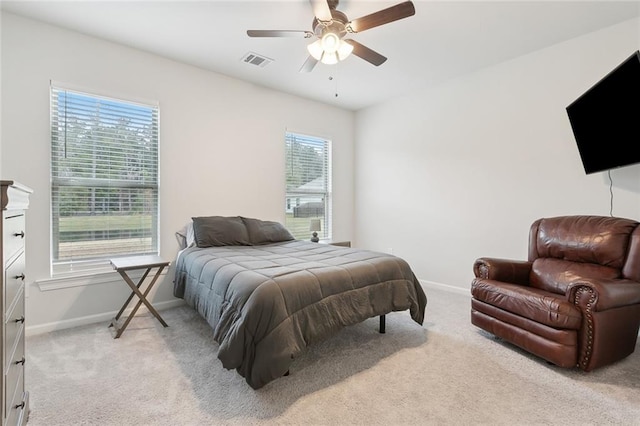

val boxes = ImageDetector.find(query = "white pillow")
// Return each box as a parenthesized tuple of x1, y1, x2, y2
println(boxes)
(175, 222, 196, 249)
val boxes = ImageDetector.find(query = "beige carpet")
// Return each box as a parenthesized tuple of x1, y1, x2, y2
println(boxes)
(26, 284, 640, 425)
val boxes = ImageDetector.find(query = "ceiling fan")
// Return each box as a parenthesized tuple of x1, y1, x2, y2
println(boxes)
(247, 0, 416, 72)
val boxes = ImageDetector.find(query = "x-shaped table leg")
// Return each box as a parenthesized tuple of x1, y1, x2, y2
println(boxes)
(110, 264, 168, 338)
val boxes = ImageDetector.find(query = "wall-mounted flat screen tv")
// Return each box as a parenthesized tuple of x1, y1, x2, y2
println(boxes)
(566, 50, 640, 174)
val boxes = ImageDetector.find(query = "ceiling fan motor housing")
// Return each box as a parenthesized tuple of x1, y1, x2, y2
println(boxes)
(312, 9, 348, 39)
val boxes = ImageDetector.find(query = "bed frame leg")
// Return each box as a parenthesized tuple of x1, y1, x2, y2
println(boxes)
(379, 315, 386, 334)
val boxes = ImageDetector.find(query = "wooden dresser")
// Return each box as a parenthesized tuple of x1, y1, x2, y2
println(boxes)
(1, 181, 32, 425)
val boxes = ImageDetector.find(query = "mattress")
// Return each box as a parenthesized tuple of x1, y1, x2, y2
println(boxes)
(173, 239, 427, 389)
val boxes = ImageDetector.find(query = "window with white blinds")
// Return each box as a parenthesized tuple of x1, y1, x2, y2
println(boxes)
(285, 132, 332, 240)
(50, 86, 159, 274)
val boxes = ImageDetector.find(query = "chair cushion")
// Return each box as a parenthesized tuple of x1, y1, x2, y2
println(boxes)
(471, 279, 582, 330)
(532, 216, 637, 268)
(530, 258, 620, 295)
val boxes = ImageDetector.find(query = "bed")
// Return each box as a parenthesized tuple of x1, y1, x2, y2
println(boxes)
(173, 216, 427, 389)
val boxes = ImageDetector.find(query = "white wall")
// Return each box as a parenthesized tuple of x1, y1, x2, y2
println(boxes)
(0, 13, 355, 331)
(354, 18, 640, 291)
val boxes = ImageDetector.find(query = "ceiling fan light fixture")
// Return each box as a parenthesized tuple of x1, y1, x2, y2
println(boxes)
(308, 32, 351, 65)
(337, 40, 353, 61)
(307, 39, 324, 60)
(320, 32, 340, 53)
(320, 51, 338, 65)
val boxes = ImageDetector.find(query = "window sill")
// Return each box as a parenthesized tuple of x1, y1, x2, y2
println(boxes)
(36, 268, 168, 292)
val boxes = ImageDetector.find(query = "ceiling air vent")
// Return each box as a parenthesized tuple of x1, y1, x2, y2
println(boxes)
(241, 52, 273, 68)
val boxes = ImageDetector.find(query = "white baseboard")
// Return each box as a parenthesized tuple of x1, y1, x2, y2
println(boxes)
(25, 299, 186, 336)
(418, 279, 471, 296)
(26, 281, 468, 336)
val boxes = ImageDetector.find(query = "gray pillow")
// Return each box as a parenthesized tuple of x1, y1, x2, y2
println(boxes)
(242, 217, 295, 245)
(191, 216, 251, 247)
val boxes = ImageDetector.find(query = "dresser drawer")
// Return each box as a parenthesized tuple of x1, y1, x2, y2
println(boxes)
(5, 328, 25, 420)
(4, 253, 25, 316)
(2, 212, 25, 264)
(7, 390, 28, 426)
(4, 287, 25, 371)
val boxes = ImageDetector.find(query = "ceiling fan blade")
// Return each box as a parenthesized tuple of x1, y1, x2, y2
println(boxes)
(309, 0, 332, 22)
(247, 30, 313, 38)
(343, 40, 387, 66)
(348, 1, 416, 33)
(300, 56, 319, 73)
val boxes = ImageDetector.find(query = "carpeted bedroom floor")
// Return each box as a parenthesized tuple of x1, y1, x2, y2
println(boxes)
(25, 283, 640, 425)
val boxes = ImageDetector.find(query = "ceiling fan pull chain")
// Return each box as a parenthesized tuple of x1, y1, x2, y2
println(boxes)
(330, 68, 339, 98)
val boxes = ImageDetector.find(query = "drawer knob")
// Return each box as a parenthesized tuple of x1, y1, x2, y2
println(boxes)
(14, 357, 25, 366)
(14, 401, 25, 410)
(14, 316, 25, 324)
(15, 273, 25, 281)
(14, 231, 25, 238)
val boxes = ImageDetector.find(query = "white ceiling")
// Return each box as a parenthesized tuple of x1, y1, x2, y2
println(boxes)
(2, 0, 639, 111)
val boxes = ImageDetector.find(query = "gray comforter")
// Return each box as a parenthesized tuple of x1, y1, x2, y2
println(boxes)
(173, 240, 427, 389)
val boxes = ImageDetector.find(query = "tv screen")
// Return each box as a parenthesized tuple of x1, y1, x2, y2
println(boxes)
(566, 50, 640, 174)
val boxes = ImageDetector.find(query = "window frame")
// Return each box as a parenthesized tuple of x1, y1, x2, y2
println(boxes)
(49, 83, 160, 276)
(284, 131, 332, 241)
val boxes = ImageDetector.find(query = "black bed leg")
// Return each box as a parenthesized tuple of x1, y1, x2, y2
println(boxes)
(379, 315, 386, 334)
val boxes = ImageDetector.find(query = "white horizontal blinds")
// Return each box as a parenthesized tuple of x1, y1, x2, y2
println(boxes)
(285, 132, 331, 240)
(51, 86, 159, 270)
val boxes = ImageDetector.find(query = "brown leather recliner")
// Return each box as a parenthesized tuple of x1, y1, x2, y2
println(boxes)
(471, 215, 640, 371)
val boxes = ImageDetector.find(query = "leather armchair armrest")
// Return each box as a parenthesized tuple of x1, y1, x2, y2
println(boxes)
(567, 279, 640, 311)
(473, 257, 532, 285)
